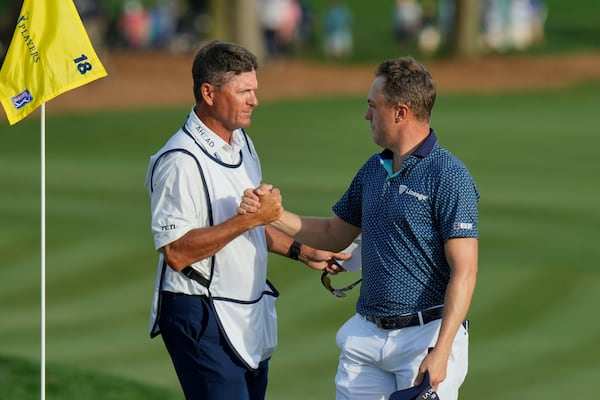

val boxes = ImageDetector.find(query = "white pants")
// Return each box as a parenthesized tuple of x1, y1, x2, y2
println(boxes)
(335, 313, 469, 400)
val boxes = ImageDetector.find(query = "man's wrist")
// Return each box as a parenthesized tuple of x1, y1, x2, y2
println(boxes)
(288, 240, 302, 260)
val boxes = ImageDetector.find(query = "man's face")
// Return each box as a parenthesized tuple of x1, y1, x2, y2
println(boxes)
(365, 76, 395, 148)
(212, 70, 259, 132)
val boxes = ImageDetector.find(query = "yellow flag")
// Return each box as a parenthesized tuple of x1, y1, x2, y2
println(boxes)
(0, 0, 107, 125)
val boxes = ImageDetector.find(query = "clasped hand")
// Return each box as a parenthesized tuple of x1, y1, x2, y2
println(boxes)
(238, 183, 282, 225)
(237, 183, 349, 274)
(237, 183, 274, 215)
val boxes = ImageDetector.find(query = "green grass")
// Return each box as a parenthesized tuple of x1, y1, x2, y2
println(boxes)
(541, 0, 600, 54)
(0, 354, 180, 400)
(0, 355, 41, 400)
(1, 80, 600, 398)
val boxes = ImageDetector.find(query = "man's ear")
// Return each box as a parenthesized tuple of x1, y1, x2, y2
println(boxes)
(201, 83, 215, 106)
(394, 104, 408, 123)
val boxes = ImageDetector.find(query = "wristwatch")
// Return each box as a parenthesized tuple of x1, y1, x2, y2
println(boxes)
(289, 240, 302, 260)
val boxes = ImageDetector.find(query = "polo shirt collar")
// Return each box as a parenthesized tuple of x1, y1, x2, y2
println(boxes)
(379, 129, 437, 161)
(414, 128, 437, 157)
(379, 129, 438, 178)
(185, 107, 245, 163)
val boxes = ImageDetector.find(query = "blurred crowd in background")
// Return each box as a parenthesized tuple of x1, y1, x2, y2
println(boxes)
(72, 0, 211, 53)
(0, 0, 547, 64)
(395, 0, 546, 55)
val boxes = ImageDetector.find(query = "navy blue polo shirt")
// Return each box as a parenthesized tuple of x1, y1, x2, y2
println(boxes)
(333, 130, 479, 317)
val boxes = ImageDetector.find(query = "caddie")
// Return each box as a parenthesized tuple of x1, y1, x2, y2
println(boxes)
(145, 40, 347, 400)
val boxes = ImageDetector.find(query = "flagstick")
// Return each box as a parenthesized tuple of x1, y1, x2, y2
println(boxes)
(41, 102, 46, 400)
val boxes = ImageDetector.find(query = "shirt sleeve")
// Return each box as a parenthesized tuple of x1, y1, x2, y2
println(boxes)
(434, 164, 480, 242)
(149, 151, 207, 250)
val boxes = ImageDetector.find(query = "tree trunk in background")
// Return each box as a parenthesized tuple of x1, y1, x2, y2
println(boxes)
(452, 0, 481, 58)
(210, 0, 230, 40)
(233, 0, 264, 60)
(209, 0, 264, 61)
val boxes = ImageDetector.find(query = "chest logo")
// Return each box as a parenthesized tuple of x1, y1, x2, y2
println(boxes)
(398, 185, 428, 201)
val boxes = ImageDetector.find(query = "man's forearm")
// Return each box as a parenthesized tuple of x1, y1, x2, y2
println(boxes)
(435, 238, 478, 356)
(270, 210, 303, 237)
(435, 270, 476, 357)
(164, 212, 273, 270)
(271, 211, 346, 250)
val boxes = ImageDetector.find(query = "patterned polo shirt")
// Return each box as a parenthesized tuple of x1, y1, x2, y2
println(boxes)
(333, 130, 479, 317)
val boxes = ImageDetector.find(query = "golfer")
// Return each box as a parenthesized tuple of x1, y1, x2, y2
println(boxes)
(239, 56, 479, 400)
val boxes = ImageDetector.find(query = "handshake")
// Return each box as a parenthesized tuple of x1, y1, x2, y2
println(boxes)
(237, 183, 283, 224)
(237, 183, 351, 275)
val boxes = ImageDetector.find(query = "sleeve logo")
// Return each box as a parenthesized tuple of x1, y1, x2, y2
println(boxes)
(453, 221, 473, 230)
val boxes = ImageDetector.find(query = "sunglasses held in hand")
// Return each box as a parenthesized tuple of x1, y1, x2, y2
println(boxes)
(321, 271, 362, 297)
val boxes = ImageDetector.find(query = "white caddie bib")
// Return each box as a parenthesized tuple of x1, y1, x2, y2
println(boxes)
(145, 112, 278, 369)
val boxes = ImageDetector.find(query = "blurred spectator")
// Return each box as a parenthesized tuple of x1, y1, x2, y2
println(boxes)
(482, 0, 546, 53)
(148, 0, 179, 49)
(296, 0, 316, 50)
(394, 0, 422, 47)
(323, 1, 353, 58)
(74, 0, 109, 53)
(509, 0, 534, 50)
(509, 0, 547, 49)
(259, 0, 288, 61)
(277, 0, 303, 54)
(259, 0, 303, 63)
(119, 0, 152, 49)
(417, 0, 441, 55)
(482, 0, 511, 52)
(98, 0, 207, 53)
